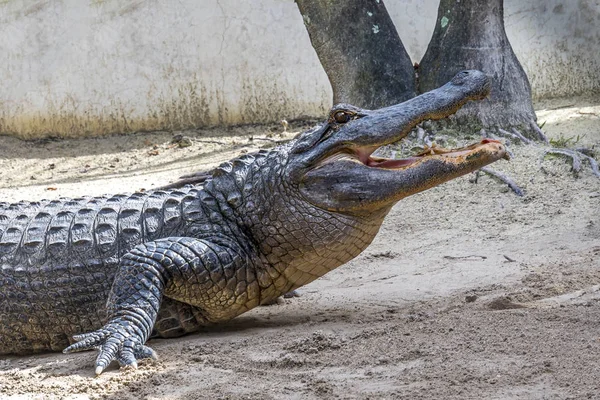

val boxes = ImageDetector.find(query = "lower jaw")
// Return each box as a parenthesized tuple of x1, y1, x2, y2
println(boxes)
(360, 139, 505, 170)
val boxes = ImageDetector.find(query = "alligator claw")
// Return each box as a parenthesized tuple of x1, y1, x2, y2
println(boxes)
(135, 345, 159, 361)
(63, 325, 157, 375)
(67, 330, 110, 351)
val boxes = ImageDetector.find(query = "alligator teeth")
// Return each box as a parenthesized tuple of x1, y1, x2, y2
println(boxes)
(320, 139, 504, 170)
(363, 139, 505, 170)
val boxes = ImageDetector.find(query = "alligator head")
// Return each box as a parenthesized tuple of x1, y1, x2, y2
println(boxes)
(286, 70, 507, 214)
(203, 70, 507, 290)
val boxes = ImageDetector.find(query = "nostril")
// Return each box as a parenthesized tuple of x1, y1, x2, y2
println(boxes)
(481, 138, 501, 144)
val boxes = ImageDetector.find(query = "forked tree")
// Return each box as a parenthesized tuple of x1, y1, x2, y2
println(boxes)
(295, 0, 537, 135)
(294, 0, 599, 186)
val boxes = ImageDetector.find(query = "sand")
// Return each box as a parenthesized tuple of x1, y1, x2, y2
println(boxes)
(0, 97, 599, 399)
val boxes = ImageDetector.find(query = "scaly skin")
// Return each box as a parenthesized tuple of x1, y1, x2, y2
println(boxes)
(0, 71, 507, 374)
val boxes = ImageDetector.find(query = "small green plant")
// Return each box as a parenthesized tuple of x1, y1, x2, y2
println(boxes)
(550, 133, 583, 148)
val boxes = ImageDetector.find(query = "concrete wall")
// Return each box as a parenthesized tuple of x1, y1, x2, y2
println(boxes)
(1, 0, 598, 138)
(0, 0, 331, 138)
(504, 0, 600, 99)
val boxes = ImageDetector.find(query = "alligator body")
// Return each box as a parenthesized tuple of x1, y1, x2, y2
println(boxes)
(0, 71, 506, 374)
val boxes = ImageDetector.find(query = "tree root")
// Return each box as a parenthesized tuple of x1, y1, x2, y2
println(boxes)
(473, 167, 525, 197)
(579, 153, 599, 177)
(543, 148, 600, 178)
(494, 121, 599, 180)
(497, 128, 532, 145)
(575, 147, 596, 157)
(529, 119, 550, 144)
(544, 149, 581, 174)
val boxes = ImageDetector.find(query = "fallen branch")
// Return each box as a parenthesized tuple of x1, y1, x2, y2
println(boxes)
(548, 103, 575, 110)
(479, 167, 525, 196)
(443, 255, 487, 261)
(192, 139, 228, 145)
(577, 110, 598, 116)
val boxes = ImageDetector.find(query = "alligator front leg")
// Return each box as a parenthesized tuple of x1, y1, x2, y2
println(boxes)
(63, 237, 255, 375)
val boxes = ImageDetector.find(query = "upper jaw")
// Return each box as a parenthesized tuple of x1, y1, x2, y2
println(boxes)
(291, 70, 492, 175)
(316, 71, 491, 156)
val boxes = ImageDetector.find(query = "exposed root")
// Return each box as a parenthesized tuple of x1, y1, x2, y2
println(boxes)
(473, 167, 525, 197)
(542, 148, 600, 179)
(544, 149, 582, 175)
(497, 128, 532, 145)
(582, 154, 600, 177)
(512, 128, 532, 144)
(493, 121, 599, 180)
(575, 147, 597, 158)
(529, 119, 550, 144)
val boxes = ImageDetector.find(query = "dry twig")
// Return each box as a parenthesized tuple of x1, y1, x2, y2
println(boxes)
(478, 167, 525, 196)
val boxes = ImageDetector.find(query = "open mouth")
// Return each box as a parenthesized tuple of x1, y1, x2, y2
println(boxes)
(350, 138, 507, 170)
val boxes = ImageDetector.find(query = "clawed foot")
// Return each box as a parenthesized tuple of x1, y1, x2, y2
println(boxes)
(63, 324, 158, 375)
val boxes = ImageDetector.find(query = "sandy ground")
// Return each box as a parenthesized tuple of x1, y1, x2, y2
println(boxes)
(0, 97, 599, 399)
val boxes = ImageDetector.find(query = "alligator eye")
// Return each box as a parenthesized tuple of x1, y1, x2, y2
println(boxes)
(333, 111, 351, 123)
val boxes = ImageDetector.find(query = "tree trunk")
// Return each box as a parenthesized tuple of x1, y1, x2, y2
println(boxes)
(296, 0, 416, 109)
(418, 0, 536, 131)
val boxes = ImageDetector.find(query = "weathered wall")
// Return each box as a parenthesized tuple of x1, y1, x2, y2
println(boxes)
(504, 0, 600, 99)
(0, 0, 331, 138)
(1, 0, 598, 138)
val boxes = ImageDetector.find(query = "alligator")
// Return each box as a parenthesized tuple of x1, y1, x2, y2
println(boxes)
(0, 70, 507, 375)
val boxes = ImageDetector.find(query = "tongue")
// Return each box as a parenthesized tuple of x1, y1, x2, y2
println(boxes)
(366, 157, 419, 168)
(365, 139, 504, 169)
